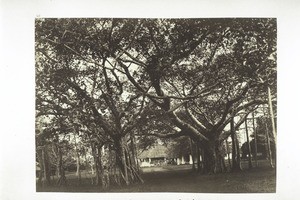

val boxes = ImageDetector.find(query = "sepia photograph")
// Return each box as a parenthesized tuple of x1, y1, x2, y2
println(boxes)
(1, 0, 300, 200)
(35, 18, 276, 193)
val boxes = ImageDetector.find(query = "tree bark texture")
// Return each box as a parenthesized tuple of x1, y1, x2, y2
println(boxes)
(114, 136, 144, 185)
(52, 143, 67, 186)
(40, 146, 51, 186)
(252, 112, 258, 167)
(196, 142, 202, 173)
(225, 139, 231, 168)
(245, 119, 253, 169)
(267, 86, 277, 146)
(189, 138, 196, 171)
(90, 142, 101, 186)
(230, 118, 242, 172)
(265, 120, 274, 168)
(73, 135, 81, 185)
(201, 138, 226, 174)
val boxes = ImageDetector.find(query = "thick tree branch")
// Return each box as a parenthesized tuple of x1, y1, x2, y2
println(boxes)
(36, 111, 63, 118)
(122, 96, 147, 135)
(63, 79, 114, 134)
(190, 106, 214, 129)
(216, 99, 266, 133)
(167, 111, 209, 141)
(185, 104, 207, 133)
(146, 25, 161, 54)
(214, 81, 253, 128)
(147, 131, 186, 139)
(219, 108, 256, 142)
(117, 48, 147, 67)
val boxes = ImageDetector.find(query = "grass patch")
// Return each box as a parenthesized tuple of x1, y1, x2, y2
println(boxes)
(37, 164, 275, 193)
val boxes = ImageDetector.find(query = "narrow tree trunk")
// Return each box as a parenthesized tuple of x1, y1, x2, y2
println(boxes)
(265, 119, 274, 168)
(126, 143, 145, 184)
(76, 154, 81, 184)
(267, 86, 277, 146)
(196, 142, 201, 173)
(267, 87, 277, 166)
(245, 118, 253, 169)
(130, 132, 138, 170)
(124, 145, 134, 182)
(42, 146, 51, 186)
(73, 135, 81, 185)
(52, 142, 67, 186)
(98, 145, 110, 189)
(231, 117, 242, 172)
(57, 146, 67, 186)
(231, 118, 237, 171)
(189, 138, 196, 171)
(36, 147, 44, 186)
(90, 142, 101, 185)
(122, 146, 129, 185)
(252, 112, 258, 167)
(83, 147, 91, 181)
(235, 135, 242, 169)
(91, 164, 94, 175)
(225, 139, 231, 168)
(113, 165, 121, 186)
(51, 142, 59, 178)
(221, 156, 227, 172)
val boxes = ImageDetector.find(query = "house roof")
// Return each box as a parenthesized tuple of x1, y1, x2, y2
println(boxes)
(138, 144, 170, 159)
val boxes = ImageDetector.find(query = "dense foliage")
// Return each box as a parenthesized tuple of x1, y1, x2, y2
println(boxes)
(35, 18, 276, 186)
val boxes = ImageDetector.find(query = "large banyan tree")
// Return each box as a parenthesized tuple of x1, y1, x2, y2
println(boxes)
(35, 18, 276, 176)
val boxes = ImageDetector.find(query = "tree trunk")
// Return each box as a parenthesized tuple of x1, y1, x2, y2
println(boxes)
(114, 136, 144, 185)
(267, 87, 277, 165)
(245, 118, 253, 169)
(235, 135, 242, 169)
(196, 141, 201, 173)
(114, 137, 129, 185)
(41, 146, 51, 186)
(252, 112, 258, 167)
(189, 138, 196, 171)
(90, 142, 101, 185)
(76, 153, 81, 184)
(216, 140, 227, 173)
(230, 117, 242, 172)
(36, 147, 44, 186)
(98, 145, 110, 189)
(83, 147, 94, 184)
(130, 132, 139, 170)
(73, 135, 81, 185)
(124, 146, 134, 182)
(267, 86, 277, 146)
(202, 145, 223, 174)
(265, 119, 274, 168)
(53, 143, 67, 186)
(201, 139, 224, 174)
(225, 139, 231, 168)
(57, 149, 67, 186)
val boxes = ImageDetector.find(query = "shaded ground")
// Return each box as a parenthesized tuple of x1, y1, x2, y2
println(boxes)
(37, 161, 276, 193)
(130, 165, 275, 193)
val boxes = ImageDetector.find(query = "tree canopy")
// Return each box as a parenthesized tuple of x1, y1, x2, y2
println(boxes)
(35, 18, 276, 177)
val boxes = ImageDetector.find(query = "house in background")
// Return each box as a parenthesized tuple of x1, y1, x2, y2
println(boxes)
(138, 144, 193, 167)
(138, 144, 168, 167)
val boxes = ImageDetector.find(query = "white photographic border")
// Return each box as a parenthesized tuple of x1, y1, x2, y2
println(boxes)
(1, 0, 300, 199)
